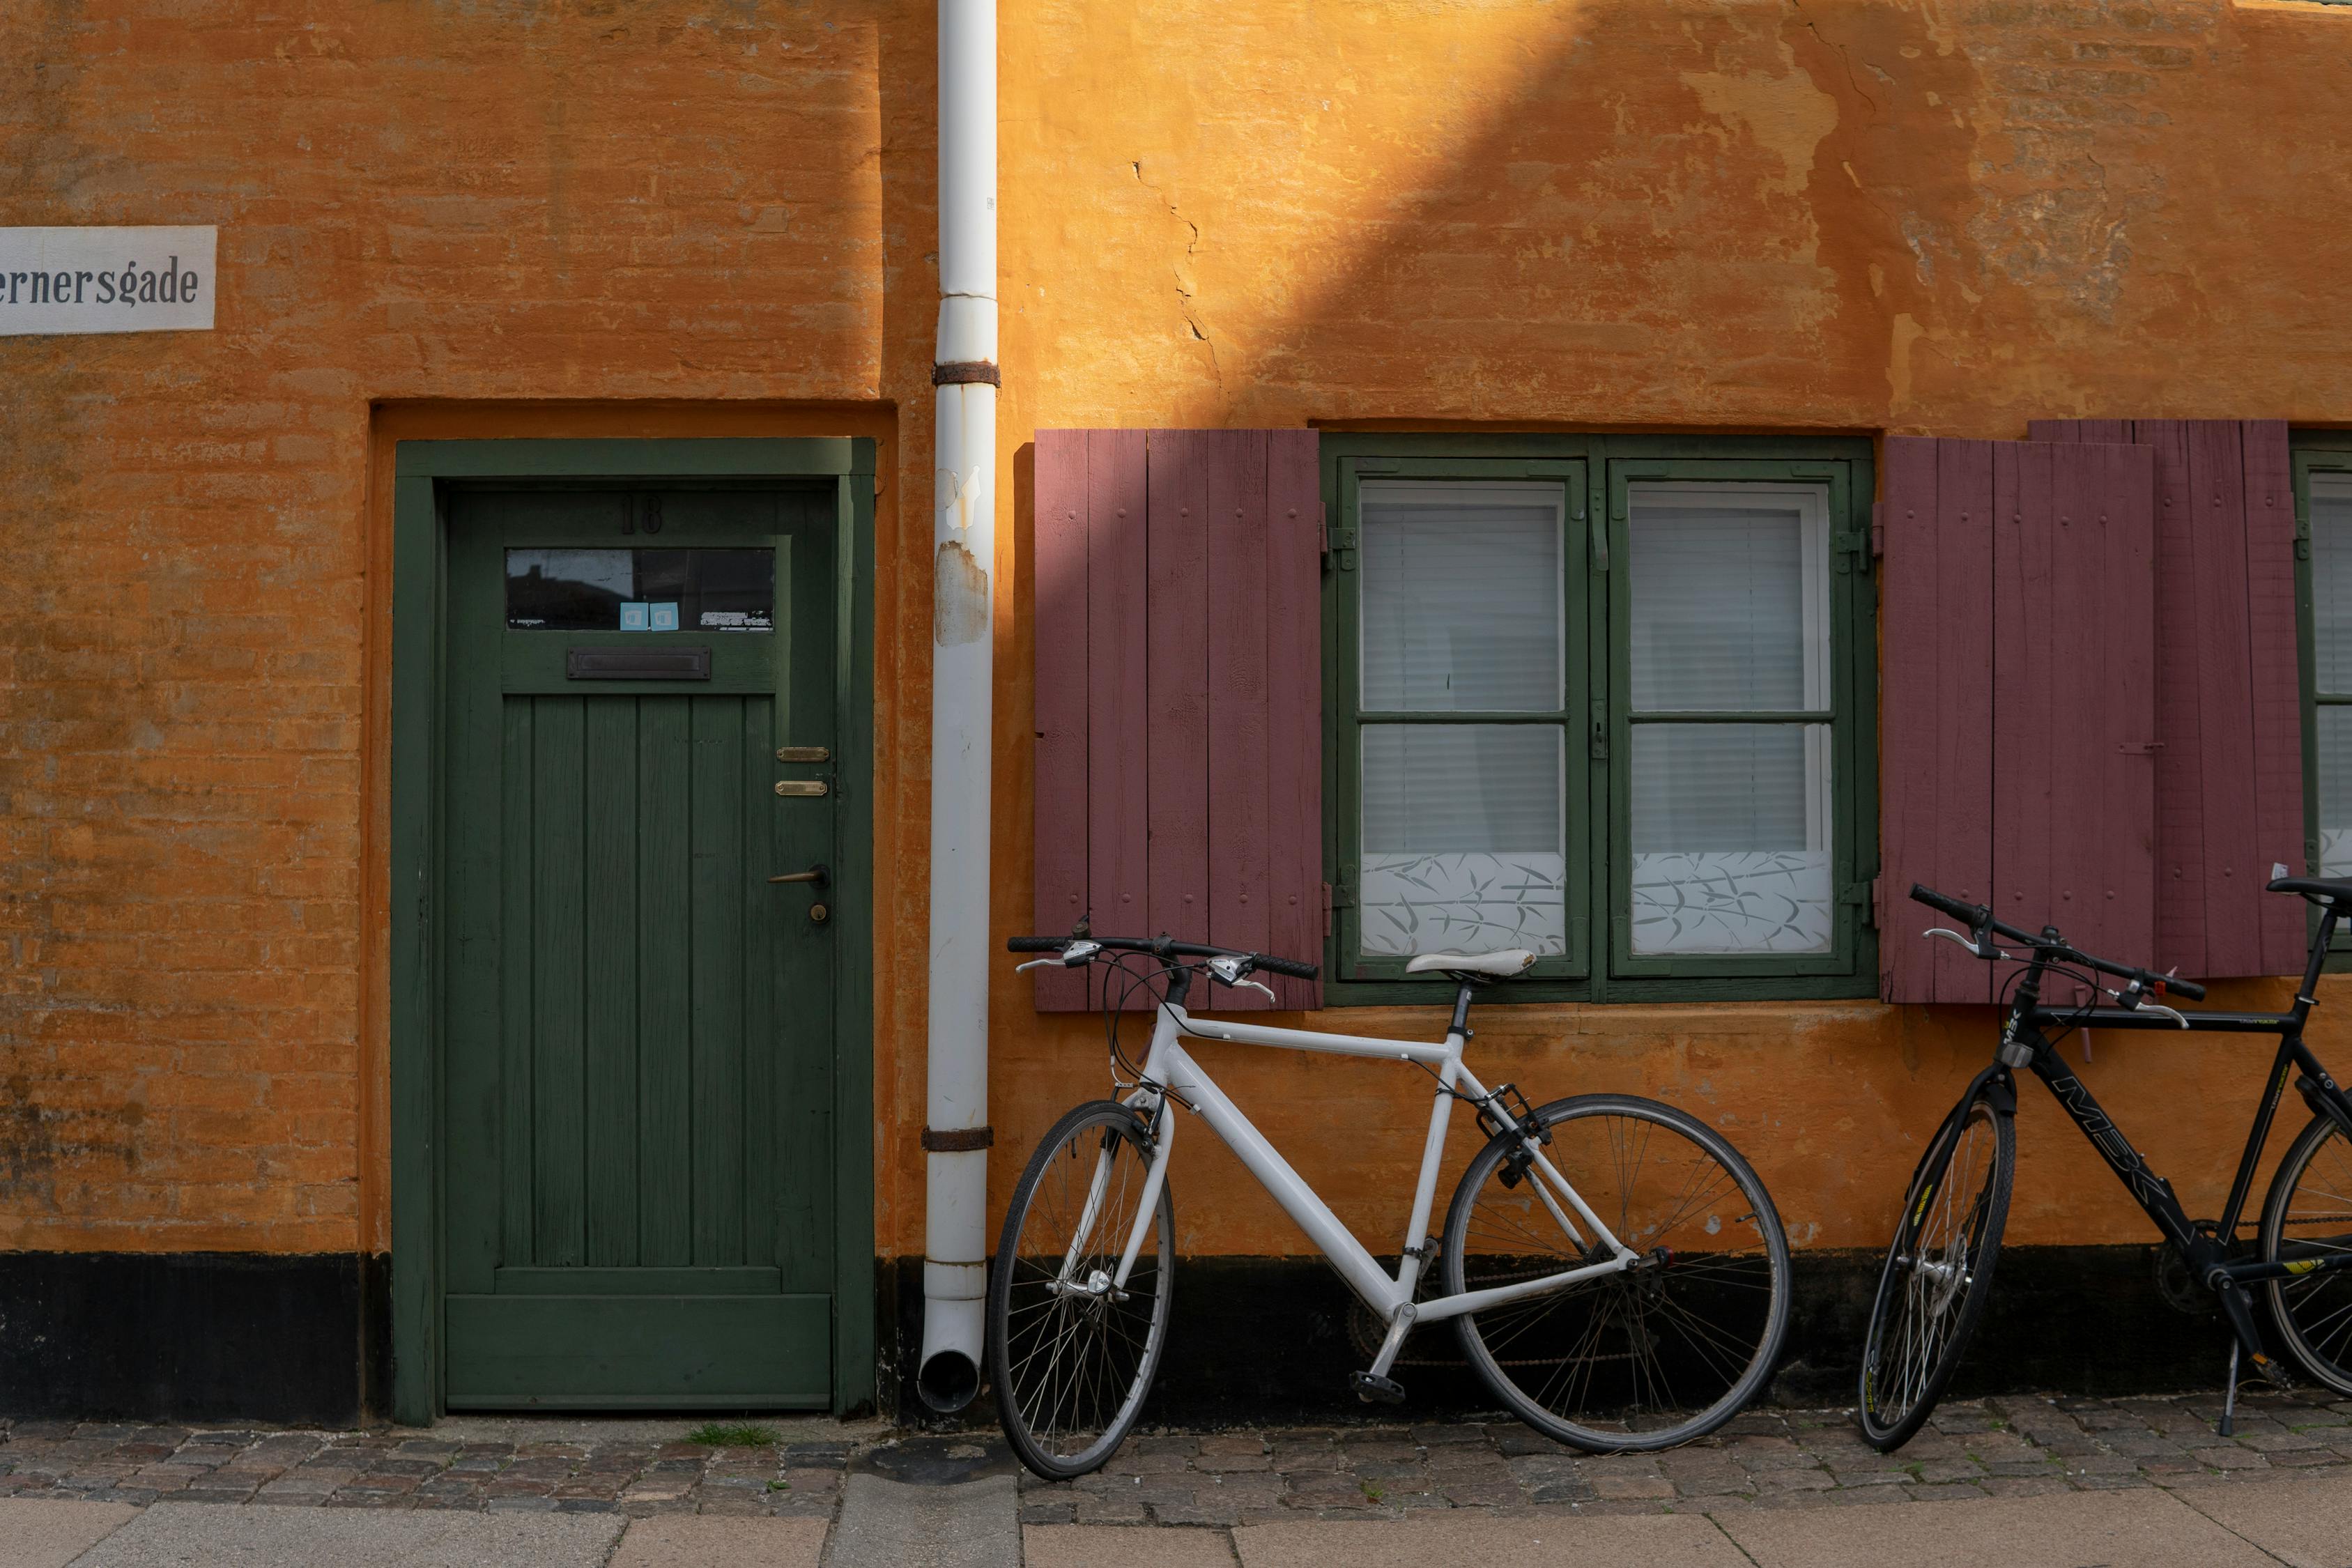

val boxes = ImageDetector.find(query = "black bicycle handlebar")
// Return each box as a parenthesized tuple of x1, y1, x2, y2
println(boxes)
(1907, 884, 2206, 1001)
(1006, 934, 1320, 981)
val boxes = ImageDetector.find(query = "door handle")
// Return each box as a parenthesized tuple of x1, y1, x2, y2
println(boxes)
(769, 864, 831, 887)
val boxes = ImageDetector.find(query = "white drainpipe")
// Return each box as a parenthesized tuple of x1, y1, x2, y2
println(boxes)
(918, 0, 997, 1414)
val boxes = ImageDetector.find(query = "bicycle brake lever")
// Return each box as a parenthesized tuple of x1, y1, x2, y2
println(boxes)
(1013, 957, 1059, 974)
(1924, 927, 2008, 961)
(2137, 1002, 2190, 1028)
(1233, 978, 1278, 1003)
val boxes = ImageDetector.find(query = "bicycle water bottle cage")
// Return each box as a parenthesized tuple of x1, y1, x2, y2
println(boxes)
(1476, 1084, 1549, 1187)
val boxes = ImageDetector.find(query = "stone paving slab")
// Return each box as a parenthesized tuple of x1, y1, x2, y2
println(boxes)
(1716, 1489, 2279, 1568)
(2175, 1471, 2352, 1568)
(1231, 1513, 1750, 1568)
(0, 1498, 138, 1567)
(608, 1514, 828, 1568)
(70, 1501, 624, 1567)
(1024, 1524, 1240, 1567)
(827, 1473, 1019, 1568)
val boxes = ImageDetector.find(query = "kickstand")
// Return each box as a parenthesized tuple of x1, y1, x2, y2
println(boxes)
(2220, 1337, 2241, 1438)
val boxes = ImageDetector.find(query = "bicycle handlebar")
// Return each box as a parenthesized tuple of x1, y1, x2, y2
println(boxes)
(1006, 934, 1320, 981)
(1907, 884, 2206, 1001)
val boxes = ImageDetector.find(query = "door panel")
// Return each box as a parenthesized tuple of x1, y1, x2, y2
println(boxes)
(441, 486, 836, 1408)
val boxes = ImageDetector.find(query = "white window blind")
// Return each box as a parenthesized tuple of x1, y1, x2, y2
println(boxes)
(2312, 476, 2352, 877)
(1626, 485, 1832, 955)
(1358, 482, 1567, 956)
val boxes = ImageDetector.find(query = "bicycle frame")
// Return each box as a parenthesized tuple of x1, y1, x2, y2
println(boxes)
(1988, 903, 2352, 1298)
(1073, 975, 1639, 1379)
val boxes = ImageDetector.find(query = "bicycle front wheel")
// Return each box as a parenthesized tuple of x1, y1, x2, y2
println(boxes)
(1440, 1093, 1792, 1452)
(986, 1101, 1174, 1479)
(2261, 1110, 2352, 1395)
(1857, 1089, 2014, 1451)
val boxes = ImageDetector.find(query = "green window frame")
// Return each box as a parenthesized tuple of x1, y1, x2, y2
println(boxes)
(2294, 429, 2352, 958)
(1321, 433, 1879, 1005)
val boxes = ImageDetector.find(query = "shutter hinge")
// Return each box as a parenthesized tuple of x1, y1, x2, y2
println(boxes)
(1842, 880, 1875, 928)
(1319, 501, 1330, 560)
(1871, 500, 1886, 558)
(1833, 528, 1873, 576)
(1325, 877, 1355, 940)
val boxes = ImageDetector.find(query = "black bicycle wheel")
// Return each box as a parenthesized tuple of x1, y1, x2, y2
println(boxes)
(2261, 1110, 2352, 1395)
(1857, 1089, 2014, 1451)
(1440, 1093, 1791, 1452)
(986, 1101, 1174, 1479)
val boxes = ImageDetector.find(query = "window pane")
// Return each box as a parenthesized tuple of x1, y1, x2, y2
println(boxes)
(1360, 724, 1565, 957)
(2320, 707, 2352, 878)
(505, 547, 776, 632)
(2313, 479, 2352, 696)
(1360, 482, 1562, 712)
(1629, 723, 1831, 955)
(1628, 489, 1826, 712)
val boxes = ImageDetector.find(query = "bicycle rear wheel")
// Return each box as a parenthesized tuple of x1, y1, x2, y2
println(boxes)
(986, 1101, 1174, 1479)
(2260, 1110, 2352, 1395)
(1857, 1089, 2014, 1451)
(1440, 1093, 1791, 1452)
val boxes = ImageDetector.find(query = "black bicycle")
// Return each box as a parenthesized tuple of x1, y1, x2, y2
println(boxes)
(1858, 877, 2352, 1450)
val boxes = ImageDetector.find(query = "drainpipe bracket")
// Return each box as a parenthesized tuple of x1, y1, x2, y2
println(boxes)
(931, 361, 1001, 387)
(921, 1125, 995, 1152)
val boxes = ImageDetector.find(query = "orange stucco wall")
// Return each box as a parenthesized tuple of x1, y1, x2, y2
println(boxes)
(5, 1, 2352, 1270)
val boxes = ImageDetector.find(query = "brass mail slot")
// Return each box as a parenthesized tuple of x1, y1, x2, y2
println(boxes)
(565, 646, 712, 681)
(776, 746, 830, 763)
(774, 779, 830, 798)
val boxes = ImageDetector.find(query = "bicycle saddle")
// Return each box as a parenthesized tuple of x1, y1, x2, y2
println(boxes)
(1404, 949, 1536, 978)
(2268, 876, 2352, 909)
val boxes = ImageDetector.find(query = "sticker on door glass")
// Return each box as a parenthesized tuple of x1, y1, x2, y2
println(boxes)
(507, 548, 774, 631)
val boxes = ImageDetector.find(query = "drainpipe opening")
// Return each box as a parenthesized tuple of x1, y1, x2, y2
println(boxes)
(916, 1348, 982, 1413)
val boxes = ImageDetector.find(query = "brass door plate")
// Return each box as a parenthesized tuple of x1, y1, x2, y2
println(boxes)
(774, 779, 829, 798)
(776, 746, 830, 763)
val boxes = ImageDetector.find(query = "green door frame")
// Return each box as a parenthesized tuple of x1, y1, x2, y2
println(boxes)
(388, 438, 877, 1424)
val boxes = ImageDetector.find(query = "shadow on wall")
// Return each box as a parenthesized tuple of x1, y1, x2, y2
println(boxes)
(1185, 0, 2352, 435)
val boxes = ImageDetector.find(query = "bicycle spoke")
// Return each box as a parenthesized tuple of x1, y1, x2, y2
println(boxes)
(1456, 1102, 1785, 1450)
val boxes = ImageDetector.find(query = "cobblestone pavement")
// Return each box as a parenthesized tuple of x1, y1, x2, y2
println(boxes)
(6, 1388, 2352, 1530)
(1015, 1388, 2352, 1526)
(0, 1420, 854, 1518)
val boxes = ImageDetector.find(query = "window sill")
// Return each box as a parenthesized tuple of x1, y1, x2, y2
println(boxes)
(1323, 973, 1882, 1007)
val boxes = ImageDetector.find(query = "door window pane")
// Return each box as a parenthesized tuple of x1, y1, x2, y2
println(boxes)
(1360, 482, 1563, 712)
(507, 547, 776, 632)
(1627, 489, 1827, 712)
(1629, 723, 1832, 954)
(1360, 724, 1566, 956)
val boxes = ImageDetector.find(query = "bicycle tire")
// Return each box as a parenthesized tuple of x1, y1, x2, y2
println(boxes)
(1857, 1089, 2014, 1451)
(986, 1100, 1175, 1479)
(2260, 1109, 2352, 1396)
(1440, 1093, 1792, 1452)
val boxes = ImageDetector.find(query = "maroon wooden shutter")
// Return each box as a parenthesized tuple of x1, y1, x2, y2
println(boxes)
(2028, 420, 2305, 978)
(1030, 429, 1323, 1010)
(1880, 436, 2158, 1003)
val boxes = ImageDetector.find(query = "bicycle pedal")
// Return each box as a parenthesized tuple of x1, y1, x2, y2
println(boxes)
(1349, 1371, 1406, 1406)
(2252, 1351, 2294, 1390)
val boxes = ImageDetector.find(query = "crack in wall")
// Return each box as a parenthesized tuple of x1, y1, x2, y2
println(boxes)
(1132, 159, 1222, 387)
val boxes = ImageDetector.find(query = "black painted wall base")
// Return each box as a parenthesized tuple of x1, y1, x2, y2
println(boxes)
(0, 1252, 392, 1427)
(0, 1245, 2247, 1428)
(897, 1245, 2257, 1427)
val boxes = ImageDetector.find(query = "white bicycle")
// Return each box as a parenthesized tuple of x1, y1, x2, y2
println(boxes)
(986, 933, 1792, 1479)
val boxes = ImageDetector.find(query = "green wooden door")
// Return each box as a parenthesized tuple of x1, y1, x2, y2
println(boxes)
(440, 486, 838, 1408)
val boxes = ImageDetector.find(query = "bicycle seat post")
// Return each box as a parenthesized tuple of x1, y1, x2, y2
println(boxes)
(1448, 983, 1476, 1040)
